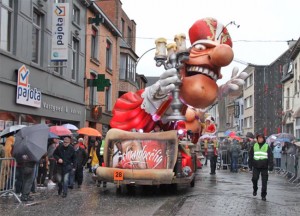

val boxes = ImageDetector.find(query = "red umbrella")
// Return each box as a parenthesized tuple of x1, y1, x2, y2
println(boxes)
(77, 127, 101, 137)
(49, 126, 72, 136)
(229, 131, 236, 138)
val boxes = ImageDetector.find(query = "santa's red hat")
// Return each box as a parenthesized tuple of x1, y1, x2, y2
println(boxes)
(189, 17, 232, 47)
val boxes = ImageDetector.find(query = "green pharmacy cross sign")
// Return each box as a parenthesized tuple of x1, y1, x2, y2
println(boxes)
(88, 14, 104, 26)
(87, 74, 110, 92)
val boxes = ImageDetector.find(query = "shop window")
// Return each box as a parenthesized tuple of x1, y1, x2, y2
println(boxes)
(0, 0, 13, 52)
(32, 9, 43, 64)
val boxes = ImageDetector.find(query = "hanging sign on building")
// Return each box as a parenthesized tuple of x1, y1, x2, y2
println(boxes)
(16, 65, 42, 108)
(51, 3, 69, 61)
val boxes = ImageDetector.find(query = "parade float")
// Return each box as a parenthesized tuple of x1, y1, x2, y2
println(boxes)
(94, 17, 247, 189)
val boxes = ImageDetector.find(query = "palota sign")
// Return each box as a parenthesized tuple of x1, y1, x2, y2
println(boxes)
(16, 65, 42, 108)
(51, 3, 69, 61)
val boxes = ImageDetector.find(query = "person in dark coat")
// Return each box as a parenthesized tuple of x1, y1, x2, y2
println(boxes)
(53, 136, 76, 198)
(248, 133, 273, 201)
(17, 154, 36, 202)
(230, 139, 241, 173)
(37, 153, 48, 187)
(47, 138, 59, 186)
(73, 139, 88, 188)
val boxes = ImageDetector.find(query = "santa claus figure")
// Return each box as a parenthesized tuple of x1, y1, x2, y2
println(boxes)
(110, 17, 247, 134)
(203, 116, 217, 135)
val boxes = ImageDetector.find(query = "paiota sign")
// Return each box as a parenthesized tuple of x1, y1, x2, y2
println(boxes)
(51, 3, 69, 61)
(16, 65, 42, 108)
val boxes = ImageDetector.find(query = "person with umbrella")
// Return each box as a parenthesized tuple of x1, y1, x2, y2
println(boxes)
(12, 124, 49, 201)
(53, 136, 76, 198)
(16, 154, 36, 201)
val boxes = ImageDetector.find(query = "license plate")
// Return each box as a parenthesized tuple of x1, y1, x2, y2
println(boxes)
(114, 170, 124, 181)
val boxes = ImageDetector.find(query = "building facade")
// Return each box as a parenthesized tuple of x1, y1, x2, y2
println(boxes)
(97, 0, 140, 99)
(0, 0, 87, 132)
(289, 38, 300, 139)
(85, 1, 122, 136)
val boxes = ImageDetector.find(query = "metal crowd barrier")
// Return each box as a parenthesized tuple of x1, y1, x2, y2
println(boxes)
(218, 147, 300, 187)
(296, 158, 300, 187)
(277, 153, 300, 186)
(217, 149, 249, 171)
(218, 150, 230, 170)
(0, 158, 21, 203)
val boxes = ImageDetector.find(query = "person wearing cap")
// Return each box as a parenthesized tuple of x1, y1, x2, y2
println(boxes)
(73, 139, 88, 188)
(248, 133, 274, 201)
(53, 136, 76, 198)
(78, 137, 86, 150)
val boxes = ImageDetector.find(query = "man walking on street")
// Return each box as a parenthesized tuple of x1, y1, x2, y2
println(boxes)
(248, 133, 273, 201)
(73, 139, 88, 188)
(53, 136, 76, 198)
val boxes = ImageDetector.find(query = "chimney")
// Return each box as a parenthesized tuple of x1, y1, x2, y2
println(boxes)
(287, 39, 297, 48)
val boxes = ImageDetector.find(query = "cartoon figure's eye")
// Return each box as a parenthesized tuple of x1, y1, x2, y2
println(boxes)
(193, 44, 206, 50)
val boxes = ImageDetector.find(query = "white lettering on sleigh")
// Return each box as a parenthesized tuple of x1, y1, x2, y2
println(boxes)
(121, 145, 163, 169)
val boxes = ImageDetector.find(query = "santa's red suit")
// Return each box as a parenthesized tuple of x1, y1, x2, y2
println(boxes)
(110, 89, 156, 132)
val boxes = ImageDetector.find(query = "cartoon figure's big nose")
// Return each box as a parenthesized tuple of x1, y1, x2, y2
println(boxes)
(209, 44, 234, 67)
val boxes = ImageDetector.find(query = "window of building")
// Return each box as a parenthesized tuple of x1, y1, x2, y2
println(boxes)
(89, 72, 97, 107)
(244, 116, 253, 128)
(105, 85, 112, 112)
(120, 53, 126, 79)
(91, 27, 98, 60)
(106, 39, 112, 71)
(127, 26, 132, 46)
(72, 4, 80, 25)
(244, 95, 253, 109)
(119, 53, 136, 82)
(286, 87, 290, 110)
(121, 18, 125, 35)
(244, 73, 253, 88)
(72, 37, 79, 81)
(241, 104, 244, 115)
(32, 9, 42, 64)
(0, 0, 13, 52)
(128, 56, 136, 82)
(53, 61, 64, 75)
(295, 117, 300, 139)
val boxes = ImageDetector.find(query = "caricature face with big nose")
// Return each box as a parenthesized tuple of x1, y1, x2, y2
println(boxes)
(179, 18, 234, 109)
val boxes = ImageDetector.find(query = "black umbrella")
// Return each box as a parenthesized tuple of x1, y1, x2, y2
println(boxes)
(246, 132, 254, 139)
(0, 125, 27, 137)
(13, 124, 49, 162)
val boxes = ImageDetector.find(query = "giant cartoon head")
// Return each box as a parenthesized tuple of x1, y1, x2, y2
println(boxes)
(180, 17, 234, 109)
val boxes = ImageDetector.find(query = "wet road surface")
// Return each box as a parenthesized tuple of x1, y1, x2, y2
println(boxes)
(1, 165, 300, 216)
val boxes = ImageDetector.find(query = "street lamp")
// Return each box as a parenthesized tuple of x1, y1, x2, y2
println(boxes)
(136, 47, 156, 67)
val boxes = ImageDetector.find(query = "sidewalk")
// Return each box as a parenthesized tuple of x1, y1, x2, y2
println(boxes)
(176, 164, 300, 216)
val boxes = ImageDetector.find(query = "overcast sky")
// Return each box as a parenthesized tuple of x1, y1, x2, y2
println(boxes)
(121, 0, 300, 85)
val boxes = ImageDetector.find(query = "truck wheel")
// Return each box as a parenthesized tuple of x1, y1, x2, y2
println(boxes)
(116, 185, 122, 194)
(190, 178, 195, 187)
(171, 183, 177, 190)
